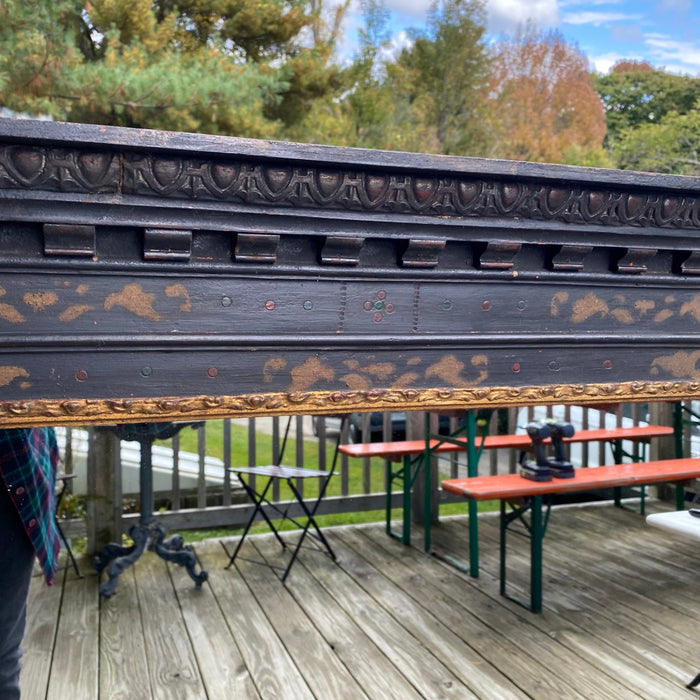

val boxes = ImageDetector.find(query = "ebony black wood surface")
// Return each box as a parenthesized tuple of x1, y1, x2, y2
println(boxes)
(2, 118, 700, 426)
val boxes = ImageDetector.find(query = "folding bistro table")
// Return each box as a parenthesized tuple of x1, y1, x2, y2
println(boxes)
(223, 416, 348, 583)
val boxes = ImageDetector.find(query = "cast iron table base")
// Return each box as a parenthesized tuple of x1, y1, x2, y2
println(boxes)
(92, 422, 209, 598)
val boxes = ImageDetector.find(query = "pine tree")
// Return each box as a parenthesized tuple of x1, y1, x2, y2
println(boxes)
(0, 0, 348, 139)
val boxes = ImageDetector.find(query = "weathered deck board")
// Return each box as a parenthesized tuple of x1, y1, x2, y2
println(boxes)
(436, 507, 696, 697)
(356, 523, 640, 700)
(251, 535, 423, 700)
(311, 531, 526, 699)
(21, 501, 700, 699)
(198, 540, 314, 699)
(134, 552, 206, 700)
(98, 565, 151, 700)
(337, 526, 609, 700)
(280, 535, 478, 699)
(169, 552, 258, 700)
(21, 567, 63, 700)
(46, 566, 99, 699)
(231, 538, 367, 699)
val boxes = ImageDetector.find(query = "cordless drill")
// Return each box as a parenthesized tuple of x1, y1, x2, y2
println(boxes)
(519, 421, 553, 481)
(547, 421, 575, 478)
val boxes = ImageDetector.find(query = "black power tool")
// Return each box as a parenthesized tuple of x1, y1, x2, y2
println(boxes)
(519, 421, 553, 481)
(547, 421, 575, 478)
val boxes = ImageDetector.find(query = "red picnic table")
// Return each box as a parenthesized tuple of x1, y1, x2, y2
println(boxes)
(339, 423, 675, 576)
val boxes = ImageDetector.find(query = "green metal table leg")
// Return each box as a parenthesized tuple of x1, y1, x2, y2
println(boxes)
(385, 460, 392, 538)
(676, 484, 685, 510)
(424, 413, 432, 551)
(673, 401, 684, 458)
(386, 456, 413, 544)
(499, 500, 506, 596)
(612, 439, 623, 507)
(466, 411, 480, 577)
(402, 455, 411, 544)
(468, 500, 479, 577)
(674, 402, 686, 510)
(424, 452, 432, 551)
(500, 497, 549, 612)
(530, 495, 544, 614)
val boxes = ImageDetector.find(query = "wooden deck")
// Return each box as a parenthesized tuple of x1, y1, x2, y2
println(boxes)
(22, 499, 700, 699)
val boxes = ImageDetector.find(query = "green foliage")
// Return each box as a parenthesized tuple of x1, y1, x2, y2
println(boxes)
(0, 0, 81, 118)
(6, 0, 700, 177)
(337, 0, 396, 149)
(612, 106, 700, 175)
(562, 145, 615, 169)
(383, 0, 491, 155)
(594, 62, 700, 145)
(0, 0, 346, 138)
(56, 491, 87, 520)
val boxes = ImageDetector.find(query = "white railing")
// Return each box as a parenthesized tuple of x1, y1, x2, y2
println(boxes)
(57, 403, 680, 551)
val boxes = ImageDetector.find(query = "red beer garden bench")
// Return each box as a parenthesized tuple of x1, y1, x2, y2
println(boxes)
(442, 455, 700, 612)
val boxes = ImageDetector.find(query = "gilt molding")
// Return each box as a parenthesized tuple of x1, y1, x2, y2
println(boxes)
(0, 380, 696, 428)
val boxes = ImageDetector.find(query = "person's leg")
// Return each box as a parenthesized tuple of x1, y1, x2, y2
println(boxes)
(0, 485, 36, 700)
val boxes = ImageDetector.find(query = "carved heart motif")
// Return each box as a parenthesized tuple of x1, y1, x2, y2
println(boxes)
(77, 152, 113, 185)
(413, 178, 437, 203)
(7, 147, 46, 184)
(622, 194, 646, 219)
(546, 187, 571, 213)
(500, 183, 521, 209)
(152, 158, 183, 189)
(364, 174, 389, 203)
(210, 163, 238, 190)
(584, 190, 609, 218)
(315, 170, 342, 198)
(263, 167, 292, 193)
(456, 180, 481, 207)
(661, 197, 680, 221)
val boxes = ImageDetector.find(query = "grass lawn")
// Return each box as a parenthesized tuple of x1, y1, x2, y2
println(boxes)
(60, 419, 497, 548)
(165, 419, 497, 542)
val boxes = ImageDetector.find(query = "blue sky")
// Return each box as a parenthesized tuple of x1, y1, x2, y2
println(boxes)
(337, 0, 700, 75)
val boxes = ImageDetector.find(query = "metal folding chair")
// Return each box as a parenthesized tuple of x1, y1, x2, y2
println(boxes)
(222, 415, 348, 583)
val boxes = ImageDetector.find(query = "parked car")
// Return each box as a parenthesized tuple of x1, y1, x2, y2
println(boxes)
(311, 414, 345, 437)
(347, 412, 457, 443)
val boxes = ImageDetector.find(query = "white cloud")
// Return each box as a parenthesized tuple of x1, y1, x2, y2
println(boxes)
(588, 51, 641, 73)
(643, 34, 700, 74)
(383, 0, 431, 19)
(561, 0, 624, 6)
(376, 0, 562, 36)
(588, 33, 700, 74)
(659, 0, 691, 10)
(562, 11, 643, 26)
(486, 0, 560, 35)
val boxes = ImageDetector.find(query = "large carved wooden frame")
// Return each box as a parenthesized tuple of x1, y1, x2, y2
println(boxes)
(1, 119, 700, 427)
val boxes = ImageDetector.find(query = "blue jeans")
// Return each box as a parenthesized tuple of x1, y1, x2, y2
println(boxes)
(0, 485, 35, 700)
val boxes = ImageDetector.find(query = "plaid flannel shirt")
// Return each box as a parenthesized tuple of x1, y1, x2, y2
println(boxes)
(0, 428, 60, 585)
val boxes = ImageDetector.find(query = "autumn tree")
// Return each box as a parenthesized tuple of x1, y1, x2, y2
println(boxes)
(594, 60, 700, 145)
(0, 0, 348, 139)
(486, 26, 606, 164)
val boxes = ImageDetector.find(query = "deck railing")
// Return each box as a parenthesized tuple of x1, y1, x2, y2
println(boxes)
(57, 402, 684, 553)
